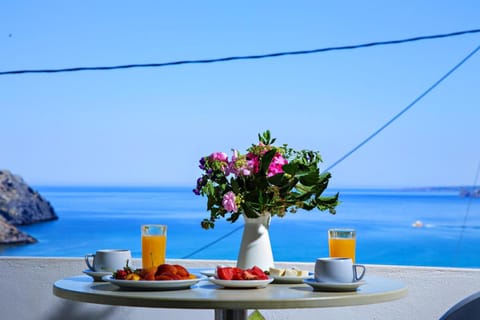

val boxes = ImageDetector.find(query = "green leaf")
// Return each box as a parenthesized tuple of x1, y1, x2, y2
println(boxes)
(299, 170, 320, 186)
(243, 202, 259, 218)
(267, 173, 283, 186)
(258, 130, 276, 145)
(317, 193, 340, 205)
(282, 162, 298, 174)
(260, 149, 276, 174)
(248, 310, 266, 320)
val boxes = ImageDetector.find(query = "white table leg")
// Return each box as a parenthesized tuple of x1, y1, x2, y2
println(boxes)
(214, 309, 247, 320)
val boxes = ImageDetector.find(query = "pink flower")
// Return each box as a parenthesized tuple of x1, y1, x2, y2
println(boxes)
(267, 153, 288, 177)
(246, 153, 261, 174)
(245, 151, 287, 177)
(210, 152, 228, 162)
(237, 166, 252, 176)
(228, 150, 253, 176)
(222, 191, 238, 213)
(208, 152, 229, 172)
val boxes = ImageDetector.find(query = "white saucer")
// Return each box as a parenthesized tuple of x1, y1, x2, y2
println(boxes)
(303, 278, 366, 292)
(271, 273, 312, 284)
(83, 269, 112, 281)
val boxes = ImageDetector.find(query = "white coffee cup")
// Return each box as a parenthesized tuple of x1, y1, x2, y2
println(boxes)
(314, 257, 366, 283)
(85, 249, 132, 272)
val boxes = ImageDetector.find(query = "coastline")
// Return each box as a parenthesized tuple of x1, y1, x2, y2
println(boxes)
(1, 186, 479, 268)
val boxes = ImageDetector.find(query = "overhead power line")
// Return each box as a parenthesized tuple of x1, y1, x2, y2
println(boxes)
(453, 160, 480, 266)
(181, 225, 243, 259)
(1, 28, 479, 76)
(324, 44, 480, 172)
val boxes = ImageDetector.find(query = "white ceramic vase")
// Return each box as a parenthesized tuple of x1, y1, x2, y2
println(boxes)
(236, 213, 274, 270)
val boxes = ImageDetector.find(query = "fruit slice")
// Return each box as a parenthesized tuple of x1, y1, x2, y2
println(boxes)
(216, 266, 269, 280)
(248, 266, 269, 280)
(217, 267, 237, 280)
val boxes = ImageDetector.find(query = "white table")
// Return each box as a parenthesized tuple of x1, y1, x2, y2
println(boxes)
(53, 274, 407, 320)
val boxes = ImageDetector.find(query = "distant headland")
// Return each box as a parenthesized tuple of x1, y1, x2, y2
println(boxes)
(400, 186, 480, 198)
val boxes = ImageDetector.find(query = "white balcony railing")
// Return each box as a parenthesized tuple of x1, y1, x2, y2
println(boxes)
(1, 256, 479, 320)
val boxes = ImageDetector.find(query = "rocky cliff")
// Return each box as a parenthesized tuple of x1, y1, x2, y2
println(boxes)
(0, 170, 58, 244)
(0, 219, 37, 244)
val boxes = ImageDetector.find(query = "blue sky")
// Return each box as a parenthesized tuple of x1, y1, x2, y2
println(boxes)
(1, 1, 479, 188)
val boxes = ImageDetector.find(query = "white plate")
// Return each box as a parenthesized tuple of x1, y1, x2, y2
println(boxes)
(200, 269, 216, 277)
(303, 278, 366, 292)
(271, 273, 312, 284)
(102, 275, 204, 290)
(83, 269, 112, 281)
(208, 277, 273, 289)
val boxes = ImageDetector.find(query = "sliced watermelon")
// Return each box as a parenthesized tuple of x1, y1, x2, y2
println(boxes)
(216, 266, 269, 280)
(217, 267, 234, 280)
(217, 266, 242, 280)
(248, 266, 269, 280)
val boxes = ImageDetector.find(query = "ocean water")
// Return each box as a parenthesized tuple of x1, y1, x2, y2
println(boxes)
(1, 186, 479, 268)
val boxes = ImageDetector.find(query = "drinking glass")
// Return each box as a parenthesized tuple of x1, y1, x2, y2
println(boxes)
(328, 228, 356, 263)
(141, 224, 167, 269)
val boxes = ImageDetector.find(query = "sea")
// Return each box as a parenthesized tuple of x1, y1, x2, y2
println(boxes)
(1, 186, 479, 269)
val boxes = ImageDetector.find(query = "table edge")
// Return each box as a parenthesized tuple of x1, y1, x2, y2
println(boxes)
(53, 276, 408, 310)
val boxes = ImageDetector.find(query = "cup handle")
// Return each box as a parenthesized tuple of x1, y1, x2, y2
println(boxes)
(85, 254, 95, 271)
(353, 264, 366, 281)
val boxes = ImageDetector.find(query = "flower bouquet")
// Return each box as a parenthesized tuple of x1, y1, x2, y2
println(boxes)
(193, 130, 339, 229)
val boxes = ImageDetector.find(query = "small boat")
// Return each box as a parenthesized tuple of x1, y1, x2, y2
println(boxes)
(412, 220, 424, 228)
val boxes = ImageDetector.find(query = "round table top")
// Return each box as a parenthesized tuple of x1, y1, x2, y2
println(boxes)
(53, 274, 407, 310)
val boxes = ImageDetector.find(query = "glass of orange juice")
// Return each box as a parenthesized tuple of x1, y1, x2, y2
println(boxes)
(141, 224, 167, 269)
(328, 228, 356, 262)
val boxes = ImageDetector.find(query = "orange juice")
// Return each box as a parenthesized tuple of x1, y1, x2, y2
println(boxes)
(142, 235, 166, 268)
(141, 224, 167, 269)
(328, 228, 356, 262)
(328, 238, 356, 262)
